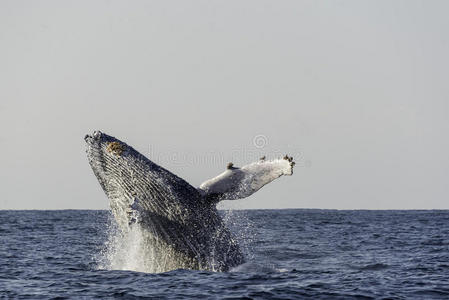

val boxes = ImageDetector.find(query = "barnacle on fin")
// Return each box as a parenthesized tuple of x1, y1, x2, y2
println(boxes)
(283, 154, 295, 171)
(283, 154, 294, 162)
(106, 141, 126, 156)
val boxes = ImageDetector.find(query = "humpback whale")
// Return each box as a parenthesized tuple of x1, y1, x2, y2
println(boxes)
(85, 131, 294, 272)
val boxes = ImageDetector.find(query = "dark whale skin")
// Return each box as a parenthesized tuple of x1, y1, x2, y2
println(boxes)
(85, 131, 244, 272)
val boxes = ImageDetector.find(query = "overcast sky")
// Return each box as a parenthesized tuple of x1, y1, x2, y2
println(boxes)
(1, 0, 448, 210)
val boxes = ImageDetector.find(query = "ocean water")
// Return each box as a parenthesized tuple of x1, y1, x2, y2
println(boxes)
(0, 209, 448, 299)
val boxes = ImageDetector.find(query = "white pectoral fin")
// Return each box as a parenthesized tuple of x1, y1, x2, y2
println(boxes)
(198, 156, 295, 203)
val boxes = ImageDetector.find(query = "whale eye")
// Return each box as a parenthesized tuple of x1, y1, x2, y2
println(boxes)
(106, 141, 126, 156)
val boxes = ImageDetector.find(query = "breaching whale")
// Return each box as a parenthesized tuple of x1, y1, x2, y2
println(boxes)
(85, 131, 294, 272)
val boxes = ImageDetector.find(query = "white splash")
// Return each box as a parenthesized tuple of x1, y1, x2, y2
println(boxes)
(96, 208, 255, 273)
(97, 217, 153, 272)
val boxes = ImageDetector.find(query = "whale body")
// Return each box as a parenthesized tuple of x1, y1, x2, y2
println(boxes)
(85, 131, 294, 272)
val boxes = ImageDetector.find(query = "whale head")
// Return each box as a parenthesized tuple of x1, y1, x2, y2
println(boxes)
(84, 130, 203, 229)
(84, 131, 135, 226)
(84, 130, 129, 193)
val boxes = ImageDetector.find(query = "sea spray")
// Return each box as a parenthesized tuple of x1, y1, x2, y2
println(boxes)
(97, 208, 255, 273)
(219, 202, 256, 262)
(97, 213, 180, 273)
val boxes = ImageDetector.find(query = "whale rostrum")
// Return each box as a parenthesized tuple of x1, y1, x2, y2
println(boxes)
(85, 131, 294, 272)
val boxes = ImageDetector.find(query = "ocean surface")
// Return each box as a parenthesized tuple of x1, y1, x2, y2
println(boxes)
(0, 209, 448, 299)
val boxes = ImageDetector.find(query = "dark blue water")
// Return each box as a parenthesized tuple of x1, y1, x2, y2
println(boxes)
(1, 210, 448, 299)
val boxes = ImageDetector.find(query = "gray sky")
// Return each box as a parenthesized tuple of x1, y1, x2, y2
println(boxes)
(1, 0, 448, 210)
